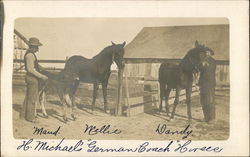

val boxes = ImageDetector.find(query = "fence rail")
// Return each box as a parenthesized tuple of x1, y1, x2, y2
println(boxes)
(14, 58, 229, 65)
(13, 59, 66, 63)
(124, 58, 229, 65)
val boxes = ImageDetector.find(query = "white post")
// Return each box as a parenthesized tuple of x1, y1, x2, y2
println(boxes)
(116, 68, 123, 116)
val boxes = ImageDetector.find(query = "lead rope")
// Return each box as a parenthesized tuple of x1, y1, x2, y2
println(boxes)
(188, 56, 200, 92)
(193, 72, 200, 92)
(111, 52, 115, 63)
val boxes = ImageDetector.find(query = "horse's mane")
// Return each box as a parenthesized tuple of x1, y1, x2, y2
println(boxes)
(92, 45, 114, 59)
(183, 48, 197, 59)
(178, 47, 201, 72)
(183, 44, 213, 60)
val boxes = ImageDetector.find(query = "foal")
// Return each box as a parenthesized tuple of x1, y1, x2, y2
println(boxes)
(38, 70, 78, 123)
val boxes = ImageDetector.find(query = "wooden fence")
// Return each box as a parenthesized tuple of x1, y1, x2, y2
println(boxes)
(13, 58, 229, 116)
(124, 58, 230, 86)
(122, 58, 229, 116)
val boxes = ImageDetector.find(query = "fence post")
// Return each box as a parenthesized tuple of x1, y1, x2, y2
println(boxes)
(116, 68, 123, 116)
(124, 68, 130, 116)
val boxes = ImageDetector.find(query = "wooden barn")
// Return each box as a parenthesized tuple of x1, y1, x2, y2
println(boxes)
(121, 24, 229, 116)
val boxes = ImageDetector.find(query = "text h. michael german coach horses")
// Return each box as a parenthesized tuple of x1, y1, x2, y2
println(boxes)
(63, 41, 126, 113)
(158, 41, 213, 121)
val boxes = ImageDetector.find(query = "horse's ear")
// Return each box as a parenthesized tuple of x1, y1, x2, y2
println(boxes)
(122, 41, 126, 47)
(208, 49, 215, 55)
(111, 41, 116, 45)
(195, 40, 199, 47)
(210, 50, 215, 55)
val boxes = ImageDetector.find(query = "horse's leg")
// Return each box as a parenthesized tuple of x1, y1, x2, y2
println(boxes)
(70, 80, 80, 110)
(186, 86, 192, 120)
(57, 87, 68, 123)
(62, 104, 68, 123)
(159, 82, 165, 112)
(165, 86, 171, 116)
(64, 92, 76, 121)
(102, 80, 109, 113)
(91, 83, 98, 112)
(34, 101, 38, 118)
(59, 94, 68, 123)
(69, 80, 80, 120)
(39, 90, 48, 118)
(170, 87, 180, 120)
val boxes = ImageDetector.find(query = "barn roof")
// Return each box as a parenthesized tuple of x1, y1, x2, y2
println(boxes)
(124, 24, 229, 61)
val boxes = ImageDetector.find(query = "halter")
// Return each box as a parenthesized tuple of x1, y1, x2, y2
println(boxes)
(111, 52, 115, 63)
(188, 55, 200, 73)
(111, 51, 125, 70)
(186, 55, 201, 92)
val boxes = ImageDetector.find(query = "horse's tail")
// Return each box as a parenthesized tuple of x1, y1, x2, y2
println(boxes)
(159, 63, 167, 100)
(158, 62, 165, 81)
(159, 81, 166, 100)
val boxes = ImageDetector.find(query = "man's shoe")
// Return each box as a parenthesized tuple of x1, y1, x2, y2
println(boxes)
(28, 119, 39, 123)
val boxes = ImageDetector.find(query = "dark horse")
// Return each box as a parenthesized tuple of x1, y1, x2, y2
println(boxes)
(158, 41, 214, 121)
(63, 41, 126, 113)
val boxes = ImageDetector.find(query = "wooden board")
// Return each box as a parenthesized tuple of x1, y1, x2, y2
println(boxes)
(123, 87, 200, 116)
(123, 105, 144, 116)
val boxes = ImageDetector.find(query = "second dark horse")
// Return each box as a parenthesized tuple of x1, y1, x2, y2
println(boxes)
(63, 41, 126, 113)
(159, 41, 214, 121)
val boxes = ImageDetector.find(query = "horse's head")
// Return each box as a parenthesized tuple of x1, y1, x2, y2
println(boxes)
(111, 41, 126, 69)
(183, 40, 214, 73)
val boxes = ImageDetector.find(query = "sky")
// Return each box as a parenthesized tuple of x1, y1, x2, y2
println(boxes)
(14, 18, 228, 68)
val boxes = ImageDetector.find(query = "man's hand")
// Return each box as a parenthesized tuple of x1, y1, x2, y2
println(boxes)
(38, 64, 46, 71)
(41, 75, 48, 81)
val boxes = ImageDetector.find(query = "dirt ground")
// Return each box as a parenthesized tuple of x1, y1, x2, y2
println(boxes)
(12, 84, 229, 140)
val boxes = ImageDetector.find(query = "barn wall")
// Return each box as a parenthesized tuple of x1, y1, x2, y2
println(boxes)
(216, 64, 230, 85)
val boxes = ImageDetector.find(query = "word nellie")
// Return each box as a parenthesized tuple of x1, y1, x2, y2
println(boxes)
(84, 124, 122, 135)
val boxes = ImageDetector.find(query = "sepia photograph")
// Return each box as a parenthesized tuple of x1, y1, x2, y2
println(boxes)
(12, 18, 230, 140)
(1, 0, 249, 156)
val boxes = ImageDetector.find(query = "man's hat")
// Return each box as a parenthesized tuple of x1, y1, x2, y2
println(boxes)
(28, 37, 42, 46)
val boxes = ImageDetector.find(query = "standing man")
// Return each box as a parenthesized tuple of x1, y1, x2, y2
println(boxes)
(198, 50, 216, 123)
(20, 37, 48, 123)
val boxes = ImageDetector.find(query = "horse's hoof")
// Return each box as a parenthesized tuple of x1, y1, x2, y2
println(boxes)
(105, 110, 110, 114)
(158, 110, 166, 115)
(43, 113, 49, 119)
(188, 119, 192, 124)
(71, 114, 77, 121)
(165, 112, 170, 117)
(169, 117, 174, 122)
(63, 116, 68, 123)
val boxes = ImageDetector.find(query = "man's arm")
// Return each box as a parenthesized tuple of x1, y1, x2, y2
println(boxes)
(210, 58, 217, 87)
(25, 53, 47, 79)
(38, 64, 45, 71)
